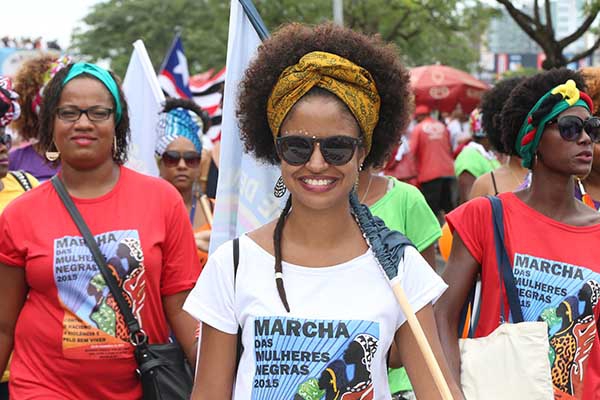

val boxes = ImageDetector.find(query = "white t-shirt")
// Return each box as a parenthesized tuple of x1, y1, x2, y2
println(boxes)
(184, 235, 447, 400)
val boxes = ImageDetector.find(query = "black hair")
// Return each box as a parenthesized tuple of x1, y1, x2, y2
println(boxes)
(480, 76, 525, 154)
(38, 64, 130, 165)
(237, 22, 412, 169)
(500, 68, 586, 156)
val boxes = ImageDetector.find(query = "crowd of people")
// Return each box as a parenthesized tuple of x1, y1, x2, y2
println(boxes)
(0, 19, 598, 400)
(1, 36, 61, 51)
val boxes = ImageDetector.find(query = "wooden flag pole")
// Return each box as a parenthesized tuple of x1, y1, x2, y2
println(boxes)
(199, 195, 213, 227)
(391, 281, 454, 400)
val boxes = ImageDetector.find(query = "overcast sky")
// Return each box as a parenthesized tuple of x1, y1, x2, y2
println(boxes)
(4, 0, 102, 48)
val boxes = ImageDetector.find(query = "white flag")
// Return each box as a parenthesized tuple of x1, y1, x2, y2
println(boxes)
(209, 1, 281, 252)
(122, 40, 165, 176)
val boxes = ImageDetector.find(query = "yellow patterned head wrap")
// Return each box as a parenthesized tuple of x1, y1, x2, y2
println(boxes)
(267, 51, 381, 155)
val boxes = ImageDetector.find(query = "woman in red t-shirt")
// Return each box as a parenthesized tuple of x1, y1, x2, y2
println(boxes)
(435, 68, 600, 399)
(0, 63, 200, 399)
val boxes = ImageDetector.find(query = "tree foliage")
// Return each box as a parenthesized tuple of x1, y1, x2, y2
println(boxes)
(70, 0, 495, 78)
(496, 0, 600, 70)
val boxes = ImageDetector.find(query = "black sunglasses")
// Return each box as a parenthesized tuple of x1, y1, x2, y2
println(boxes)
(0, 134, 11, 150)
(275, 135, 361, 166)
(161, 150, 201, 168)
(548, 115, 600, 143)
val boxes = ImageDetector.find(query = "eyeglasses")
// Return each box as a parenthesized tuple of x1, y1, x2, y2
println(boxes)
(56, 106, 114, 122)
(548, 115, 600, 143)
(0, 134, 11, 150)
(275, 135, 361, 166)
(161, 150, 202, 168)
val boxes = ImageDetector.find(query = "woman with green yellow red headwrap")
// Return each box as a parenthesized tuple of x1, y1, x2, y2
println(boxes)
(183, 22, 462, 400)
(435, 68, 600, 399)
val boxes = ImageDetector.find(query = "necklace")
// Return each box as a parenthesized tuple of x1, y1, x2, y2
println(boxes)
(360, 174, 373, 204)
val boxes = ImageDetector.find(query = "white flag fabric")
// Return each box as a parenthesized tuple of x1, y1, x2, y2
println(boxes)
(209, 1, 281, 252)
(122, 40, 165, 176)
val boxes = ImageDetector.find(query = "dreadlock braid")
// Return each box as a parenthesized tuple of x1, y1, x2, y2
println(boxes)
(273, 195, 293, 312)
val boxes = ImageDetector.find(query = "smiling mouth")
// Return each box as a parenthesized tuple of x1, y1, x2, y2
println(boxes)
(300, 178, 336, 186)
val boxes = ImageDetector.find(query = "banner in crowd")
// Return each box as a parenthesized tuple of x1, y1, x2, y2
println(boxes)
(209, 0, 281, 252)
(123, 40, 164, 176)
(158, 33, 193, 99)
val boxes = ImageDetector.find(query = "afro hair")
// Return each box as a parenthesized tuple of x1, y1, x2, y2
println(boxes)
(236, 22, 412, 168)
(500, 68, 585, 156)
(480, 76, 525, 154)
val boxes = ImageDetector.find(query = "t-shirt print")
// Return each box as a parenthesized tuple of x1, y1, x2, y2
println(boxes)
(252, 317, 379, 400)
(54, 229, 146, 360)
(513, 253, 600, 398)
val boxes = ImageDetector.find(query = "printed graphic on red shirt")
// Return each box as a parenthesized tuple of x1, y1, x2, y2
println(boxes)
(252, 317, 379, 400)
(513, 253, 600, 398)
(53, 230, 146, 360)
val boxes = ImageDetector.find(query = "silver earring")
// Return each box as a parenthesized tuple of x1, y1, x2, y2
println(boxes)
(113, 136, 117, 154)
(274, 176, 287, 198)
(45, 143, 60, 161)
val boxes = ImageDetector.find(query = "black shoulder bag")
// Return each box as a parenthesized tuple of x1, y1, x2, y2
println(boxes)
(51, 176, 193, 400)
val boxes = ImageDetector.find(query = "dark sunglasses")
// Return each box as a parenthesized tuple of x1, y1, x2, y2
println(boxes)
(0, 134, 11, 150)
(275, 135, 361, 166)
(548, 115, 600, 143)
(161, 150, 201, 168)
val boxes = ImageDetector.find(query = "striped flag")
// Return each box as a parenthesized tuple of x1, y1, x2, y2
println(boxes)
(191, 67, 226, 143)
(158, 33, 193, 98)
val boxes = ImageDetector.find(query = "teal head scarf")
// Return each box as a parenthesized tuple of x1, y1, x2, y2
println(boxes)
(516, 79, 593, 169)
(62, 63, 123, 123)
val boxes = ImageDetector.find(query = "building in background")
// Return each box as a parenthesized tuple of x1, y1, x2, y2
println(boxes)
(480, 0, 596, 80)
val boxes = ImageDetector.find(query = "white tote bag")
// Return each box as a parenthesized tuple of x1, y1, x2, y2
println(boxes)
(458, 197, 553, 400)
(459, 321, 553, 400)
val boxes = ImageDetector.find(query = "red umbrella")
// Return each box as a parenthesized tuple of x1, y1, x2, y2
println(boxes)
(409, 64, 489, 114)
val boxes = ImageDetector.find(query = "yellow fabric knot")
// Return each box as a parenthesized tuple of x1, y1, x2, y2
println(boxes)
(266, 51, 381, 155)
(551, 79, 580, 106)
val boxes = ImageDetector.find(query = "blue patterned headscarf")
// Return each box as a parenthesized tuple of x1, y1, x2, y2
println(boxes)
(155, 107, 203, 156)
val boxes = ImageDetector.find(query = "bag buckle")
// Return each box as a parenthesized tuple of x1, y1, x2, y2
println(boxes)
(130, 329, 148, 346)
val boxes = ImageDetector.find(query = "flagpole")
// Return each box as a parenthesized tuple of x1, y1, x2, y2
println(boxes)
(158, 31, 181, 73)
(333, 0, 344, 26)
(238, 0, 269, 41)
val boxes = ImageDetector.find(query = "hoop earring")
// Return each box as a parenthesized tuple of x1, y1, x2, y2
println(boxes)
(45, 142, 60, 161)
(274, 176, 287, 198)
(113, 136, 117, 155)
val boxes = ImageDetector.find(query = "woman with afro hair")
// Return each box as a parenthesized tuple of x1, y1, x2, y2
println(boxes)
(468, 76, 529, 199)
(184, 22, 461, 400)
(435, 68, 600, 399)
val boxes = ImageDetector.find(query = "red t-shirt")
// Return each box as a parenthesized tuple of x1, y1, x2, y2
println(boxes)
(410, 117, 455, 184)
(447, 193, 600, 399)
(0, 166, 201, 399)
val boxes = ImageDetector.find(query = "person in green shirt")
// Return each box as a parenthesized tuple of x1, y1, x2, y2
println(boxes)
(454, 108, 500, 204)
(356, 168, 442, 400)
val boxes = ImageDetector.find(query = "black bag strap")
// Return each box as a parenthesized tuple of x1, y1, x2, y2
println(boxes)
(487, 195, 524, 323)
(232, 238, 243, 368)
(51, 176, 145, 344)
(10, 170, 33, 191)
